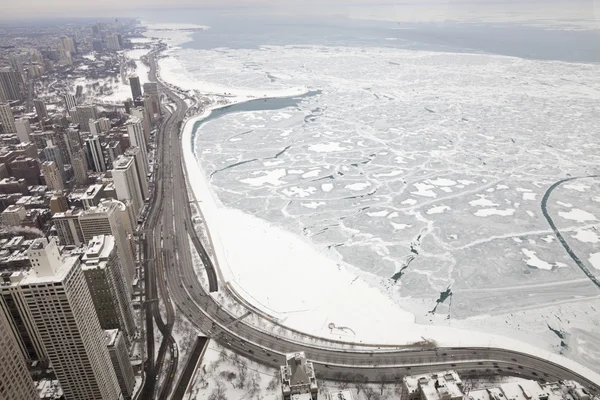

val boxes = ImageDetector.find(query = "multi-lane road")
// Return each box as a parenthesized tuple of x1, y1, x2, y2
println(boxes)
(142, 51, 600, 396)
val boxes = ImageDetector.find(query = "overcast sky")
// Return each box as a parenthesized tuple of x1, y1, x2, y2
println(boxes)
(1, 0, 598, 24)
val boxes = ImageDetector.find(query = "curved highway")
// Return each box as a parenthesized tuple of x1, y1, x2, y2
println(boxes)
(145, 51, 600, 393)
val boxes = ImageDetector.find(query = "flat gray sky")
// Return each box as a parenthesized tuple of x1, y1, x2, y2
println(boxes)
(1, 0, 598, 27)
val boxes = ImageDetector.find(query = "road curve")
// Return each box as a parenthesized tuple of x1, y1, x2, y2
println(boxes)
(146, 50, 600, 392)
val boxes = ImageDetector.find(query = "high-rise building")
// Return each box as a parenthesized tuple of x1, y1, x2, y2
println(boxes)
(125, 146, 149, 200)
(79, 200, 136, 287)
(0, 102, 16, 133)
(63, 94, 77, 113)
(143, 82, 161, 116)
(112, 155, 145, 220)
(33, 99, 48, 119)
(71, 149, 89, 186)
(15, 118, 32, 143)
(0, 67, 23, 101)
(82, 235, 135, 343)
(71, 105, 98, 127)
(106, 329, 135, 399)
(41, 161, 64, 191)
(0, 271, 47, 363)
(86, 135, 106, 172)
(43, 141, 64, 176)
(50, 191, 69, 213)
(126, 116, 148, 169)
(61, 36, 77, 54)
(0, 305, 39, 400)
(130, 107, 151, 143)
(129, 75, 142, 100)
(21, 238, 122, 400)
(52, 208, 85, 246)
(105, 34, 121, 51)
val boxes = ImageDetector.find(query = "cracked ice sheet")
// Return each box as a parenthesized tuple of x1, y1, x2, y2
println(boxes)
(173, 43, 600, 372)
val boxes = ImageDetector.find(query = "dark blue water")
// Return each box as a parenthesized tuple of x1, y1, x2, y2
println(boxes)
(139, 7, 600, 63)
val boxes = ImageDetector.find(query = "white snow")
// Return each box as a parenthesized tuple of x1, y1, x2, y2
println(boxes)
(401, 198, 417, 205)
(390, 222, 412, 230)
(240, 169, 286, 186)
(474, 208, 516, 217)
(469, 195, 498, 207)
(302, 170, 321, 178)
(589, 253, 600, 270)
(427, 178, 456, 186)
(426, 205, 450, 215)
(308, 142, 347, 152)
(411, 182, 437, 198)
(521, 249, 554, 270)
(345, 182, 371, 191)
(564, 183, 590, 192)
(367, 210, 389, 217)
(282, 186, 316, 197)
(321, 183, 334, 192)
(302, 202, 325, 209)
(522, 192, 537, 201)
(558, 208, 597, 223)
(572, 230, 600, 244)
(557, 201, 573, 207)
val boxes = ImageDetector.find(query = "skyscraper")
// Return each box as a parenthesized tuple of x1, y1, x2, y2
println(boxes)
(86, 135, 106, 172)
(61, 36, 77, 54)
(79, 200, 136, 288)
(43, 140, 65, 176)
(126, 116, 148, 169)
(125, 146, 149, 200)
(52, 208, 85, 246)
(71, 105, 98, 127)
(82, 235, 135, 344)
(33, 99, 48, 119)
(105, 34, 121, 51)
(112, 155, 145, 220)
(15, 118, 32, 143)
(0, 306, 39, 400)
(0, 102, 16, 133)
(130, 107, 151, 144)
(129, 75, 142, 100)
(71, 149, 89, 186)
(106, 329, 135, 399)
(21, 238, 122, 400)
(0, 67, 23, 101)
(41, 161, 64, 191)
(63, 94, 77, 113)
(0, 270, 47, 363)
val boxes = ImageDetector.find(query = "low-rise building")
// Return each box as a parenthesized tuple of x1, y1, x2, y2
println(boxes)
(280, 352, 318, 400)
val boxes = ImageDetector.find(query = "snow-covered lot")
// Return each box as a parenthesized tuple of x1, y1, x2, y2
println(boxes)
(161, 39, 600, 372)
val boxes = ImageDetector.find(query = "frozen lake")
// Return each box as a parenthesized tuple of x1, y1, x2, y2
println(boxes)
(142, 10, 600, 372)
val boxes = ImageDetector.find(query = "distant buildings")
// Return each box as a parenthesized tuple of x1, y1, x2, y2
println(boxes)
(21, 238, 122, 400)
(0, 306, 39, 400)
(106, 34, 121, 51)
(280, 352, 318, 400)
(63, 94, 77, 113)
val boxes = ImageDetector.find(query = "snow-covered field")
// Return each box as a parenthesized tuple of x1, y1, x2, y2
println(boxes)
(149, 24, 600, 376)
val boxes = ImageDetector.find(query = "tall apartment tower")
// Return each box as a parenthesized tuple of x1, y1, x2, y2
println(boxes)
(125, 146, 149, 200)
(82, 235, 135, 344)
(15, 118, 32, 143)
(41, 161, 64, 191)
(86, 135, 106, 172)
(112, 155, 145, 220)
(0, 307, 39, 400)
(52, 208, 85, 246)
(43, 140, 65, 175)
(126, 116, 149, 169)
(72, 149, 89, 185)
(129, 75, 142, 100)
(63, 94, 77, 113)
(143, 82, 161, 115)
(106, 329, 135, 399)
(33, 99, 48, 119)
(61, 36, 77, 54)
(0, 67, 23, 101)
(0, 270, 47, 363)
(78, 200, 136, 288)
(0, 102, 16, 133)
(105, 34, 121, 51)
(21, 238, 122, 400)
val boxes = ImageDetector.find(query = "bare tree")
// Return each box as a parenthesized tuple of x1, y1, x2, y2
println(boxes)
(248, 371, 261, 397)
(208, 380, 227, 400)
(355, 374, 368, 395)
(219, 371, 237, 388)
(365, 387, 376, 400)
(378, 376, 387, 395)
(237, 360, 248, 389)
(219, 348, 228, 362)
(267, 373, 281, 391)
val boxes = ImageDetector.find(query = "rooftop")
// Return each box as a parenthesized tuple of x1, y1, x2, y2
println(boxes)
(104, 328, 119, 347)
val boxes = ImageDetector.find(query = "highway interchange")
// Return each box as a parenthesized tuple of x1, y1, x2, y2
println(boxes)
(139, 49, 600, 398)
